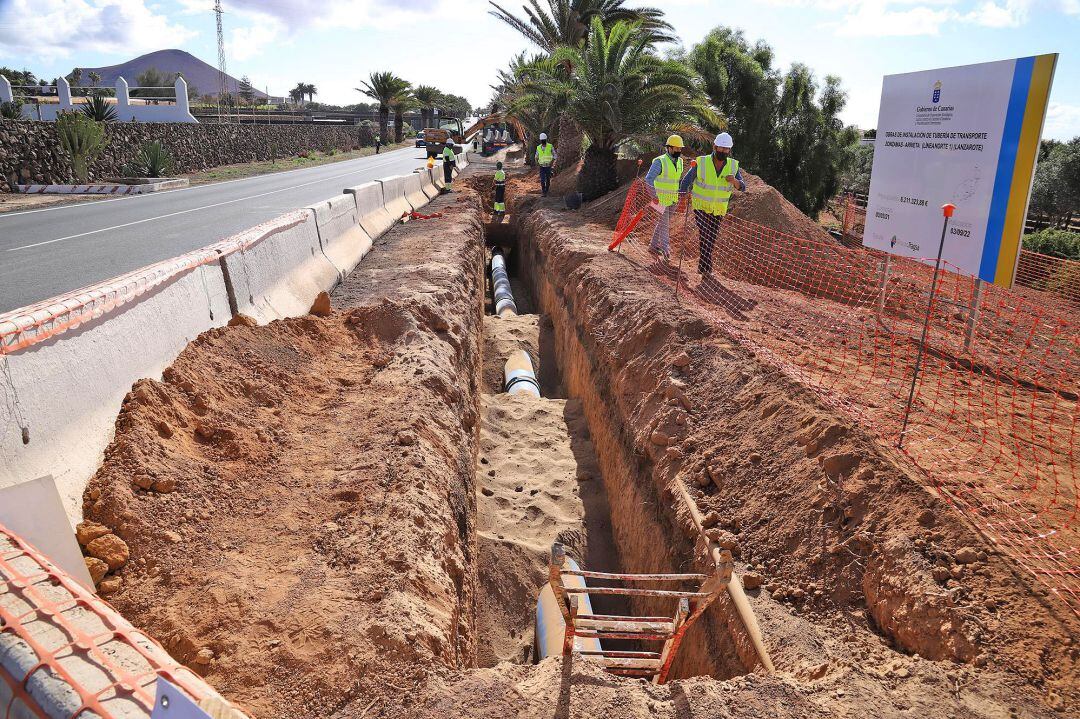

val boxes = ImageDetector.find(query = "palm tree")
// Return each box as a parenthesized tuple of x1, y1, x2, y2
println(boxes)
(357, 71, 410, 142)
(488, 0, 673, 53)
(290, 82, 307, 106)
(390, 87, 416, 142)
(553, 18, 711, 199)
(303, 83, 317, 103)
(413, 84, 442, 128)
(493, 52, 570, 165)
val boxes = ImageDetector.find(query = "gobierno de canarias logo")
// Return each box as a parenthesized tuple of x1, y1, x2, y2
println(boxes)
(932, 80, 942, 104)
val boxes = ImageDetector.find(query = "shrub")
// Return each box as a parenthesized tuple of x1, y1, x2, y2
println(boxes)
(1047, 259, 1080, 304)
(1022, 228, 1080, 260)
(80, 96, 117, 122)
(56, 111, 107, 182)
(0, 99, 23, 119)
(122, 140, 175, 178)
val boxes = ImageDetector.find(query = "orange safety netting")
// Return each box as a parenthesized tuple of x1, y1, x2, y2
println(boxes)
(612, 179, 1079, 614)
(0, 523, 232, 718)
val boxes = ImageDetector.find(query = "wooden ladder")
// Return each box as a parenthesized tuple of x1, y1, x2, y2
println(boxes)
(547, 542, 731, 683)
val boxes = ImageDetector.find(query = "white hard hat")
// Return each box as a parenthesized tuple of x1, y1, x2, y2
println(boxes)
(714, 132, 734, 149)
(539, 132, 548, 140)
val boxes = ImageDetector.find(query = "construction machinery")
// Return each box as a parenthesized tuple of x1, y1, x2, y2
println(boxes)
(463, 114, 526, 156)
(423, 117, 464, 158)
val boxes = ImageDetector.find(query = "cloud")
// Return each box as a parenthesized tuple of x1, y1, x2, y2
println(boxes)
(832, 2, 958, 37)
(1043, 102, 1080, 141)
(963, 0, 1031, 26)
(229, 14, 287, 61)
(0, 0, 197, 60)
(1063, 0, 1080, 14)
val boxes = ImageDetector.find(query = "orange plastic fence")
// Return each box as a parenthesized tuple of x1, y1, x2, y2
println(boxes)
(612, 178, 1079, 614)
(0, 523, 240, 718)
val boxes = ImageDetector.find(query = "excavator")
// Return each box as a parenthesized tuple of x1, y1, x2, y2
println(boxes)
(422, 113, 526, 158)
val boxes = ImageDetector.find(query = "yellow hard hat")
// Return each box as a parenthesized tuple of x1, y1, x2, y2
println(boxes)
(665, 134, 684, 148)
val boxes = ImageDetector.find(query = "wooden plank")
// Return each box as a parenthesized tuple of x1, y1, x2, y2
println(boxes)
(572, 630, 673, 641)
(575, 614, 671, 623)
(656, 597, 690, 684)
(575, 617, 674, 634)
(577, 650, 662, 659)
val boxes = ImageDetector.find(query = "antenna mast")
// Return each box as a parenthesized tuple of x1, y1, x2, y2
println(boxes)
(214, 0, 228, 123)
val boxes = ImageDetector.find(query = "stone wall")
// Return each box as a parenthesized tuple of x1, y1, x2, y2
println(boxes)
(0, 120, 376, 190)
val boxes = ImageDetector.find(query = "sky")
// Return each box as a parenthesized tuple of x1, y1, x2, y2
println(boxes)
(0, 0, 1078, 139)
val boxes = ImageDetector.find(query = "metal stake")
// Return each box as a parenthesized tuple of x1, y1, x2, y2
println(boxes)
(964, 278, 983, 353)
(898, 204, 955, 449)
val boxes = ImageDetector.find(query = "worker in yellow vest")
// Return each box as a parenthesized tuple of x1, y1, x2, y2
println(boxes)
(646, 134, 686, 262)
(493, 161, 507, 215)
(679, 132, 746, 278)
(442, 142, 457, 193)
(536, 132, 556, 196)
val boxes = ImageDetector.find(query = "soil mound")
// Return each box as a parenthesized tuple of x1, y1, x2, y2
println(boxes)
(728, 172, 835, 244)
(82, 189, 486, 719)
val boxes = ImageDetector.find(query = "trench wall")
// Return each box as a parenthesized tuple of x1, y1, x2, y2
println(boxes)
(515, 208, 755, 679)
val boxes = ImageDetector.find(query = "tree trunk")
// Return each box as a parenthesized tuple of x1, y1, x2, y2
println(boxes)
(379, 107, 389, 142)
(394, 109, 404, 143)
(554, 114, 582, 172)
(577, 144, 618, 201)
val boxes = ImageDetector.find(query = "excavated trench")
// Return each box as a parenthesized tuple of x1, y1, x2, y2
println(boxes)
(77, 174, 1079, 717)
(474, 219, 749, 680)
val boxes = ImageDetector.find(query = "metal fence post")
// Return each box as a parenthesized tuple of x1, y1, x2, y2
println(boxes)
(876, 253, 891, 317)
(964, 278, 983, 353)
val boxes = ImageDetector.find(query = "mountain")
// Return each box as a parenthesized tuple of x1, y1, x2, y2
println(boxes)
(75, 49, 266, 99)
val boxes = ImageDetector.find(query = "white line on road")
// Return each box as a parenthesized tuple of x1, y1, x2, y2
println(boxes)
(0, 147, 420, 220)
(6, 157, 420, 252)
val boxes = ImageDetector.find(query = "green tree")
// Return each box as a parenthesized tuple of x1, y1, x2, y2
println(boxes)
(357, 71, 410, 142)
(238, 75, 255, 106)
(390, 86, 415, 142)
(493, 52, 570, 165)
(66, 67, 83, 88)
(687, 27, 776, 169)
(133, 67, 172, 99)
(488, 0, 673, 52)
(289, 84, 305, 105)
(304, 83, 317, 103)
(552, 18, 710, 199)
(413, 84, 442, 128)
(1030, 138, 1080, 228)
(88, 71, 102, 87)
(435, 92, 472, 120)
(0, 67, 37, 88)
(838, 142, 874, 195)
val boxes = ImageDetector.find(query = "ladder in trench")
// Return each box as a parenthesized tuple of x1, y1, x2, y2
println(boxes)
(547, 542, 732, 683)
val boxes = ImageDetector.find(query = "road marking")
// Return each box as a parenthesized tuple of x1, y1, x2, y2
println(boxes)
(0, 147, 422, 220)
(6, 157, 423, 252)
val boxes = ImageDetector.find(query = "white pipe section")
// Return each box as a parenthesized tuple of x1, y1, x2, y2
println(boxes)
(491, 252, 518, 317)
(504, 350, 541, 398)
(535, 556, 602, 660)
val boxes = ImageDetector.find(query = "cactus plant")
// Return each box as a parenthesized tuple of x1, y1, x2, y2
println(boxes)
(80, 96, 118, 122)
(122, 140, 175, 178)
(55, 111, 107, 183)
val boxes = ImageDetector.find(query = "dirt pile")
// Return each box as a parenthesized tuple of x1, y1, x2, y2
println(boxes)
(727, 172, 835, 243)
(82, 189, 486, 719)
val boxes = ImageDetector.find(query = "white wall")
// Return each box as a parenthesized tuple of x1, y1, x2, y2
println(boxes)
(0, 75, 197, 123)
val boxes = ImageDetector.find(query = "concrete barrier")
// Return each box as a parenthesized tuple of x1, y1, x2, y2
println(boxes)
(308, 193, 373, 280)
(346, 181, 397, 239)
(417, 169, 439, 200)
(0, 250, 231, 522)
(377, 175, 413, 219)
(218, 209, 339, 323)
(432, 166, 447, 190)
(403, 172, 428, 210)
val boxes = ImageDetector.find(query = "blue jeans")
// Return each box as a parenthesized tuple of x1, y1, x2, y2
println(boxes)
(649, 205, 671, 257)
(539, 166, 552, 194)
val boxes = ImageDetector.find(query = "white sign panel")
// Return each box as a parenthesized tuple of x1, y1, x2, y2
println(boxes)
(864, 55, 1056, 287)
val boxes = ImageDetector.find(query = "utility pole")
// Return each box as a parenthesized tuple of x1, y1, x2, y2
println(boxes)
(214, 0, 228, 124)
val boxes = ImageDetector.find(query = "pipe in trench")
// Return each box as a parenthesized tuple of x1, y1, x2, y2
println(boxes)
(491, 252, 518, 317)
(534, 556, 602, 660)
(503, 350, 541, 398)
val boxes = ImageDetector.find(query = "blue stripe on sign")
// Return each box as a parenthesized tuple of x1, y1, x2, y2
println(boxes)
(980, 56, 1034, 282)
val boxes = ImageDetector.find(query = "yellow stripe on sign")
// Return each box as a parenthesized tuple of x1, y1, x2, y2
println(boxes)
(995, 53, 1057, 287)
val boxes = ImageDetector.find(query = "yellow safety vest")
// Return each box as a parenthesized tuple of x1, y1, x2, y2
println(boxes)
(691, 156, 739, 215)
(652, 154, 684, 207)
(537, 143, 554, 167)
(443, 145, 456, 162)
(494, 169, 506, 185)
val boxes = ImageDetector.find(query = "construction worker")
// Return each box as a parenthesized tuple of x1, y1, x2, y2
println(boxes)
(536, 132, 556, 196)
(679, 132, 746, 278)
(442, 140, 457, 192)
(493, 161, 507, 215)
(645, 134, 686, 262)
(374, 133, 381, 154)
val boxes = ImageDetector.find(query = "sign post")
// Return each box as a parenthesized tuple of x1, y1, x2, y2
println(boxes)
(863, 55, 1057, 288)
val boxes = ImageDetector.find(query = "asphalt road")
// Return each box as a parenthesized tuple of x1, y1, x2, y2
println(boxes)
(0, 145, 429, 313)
